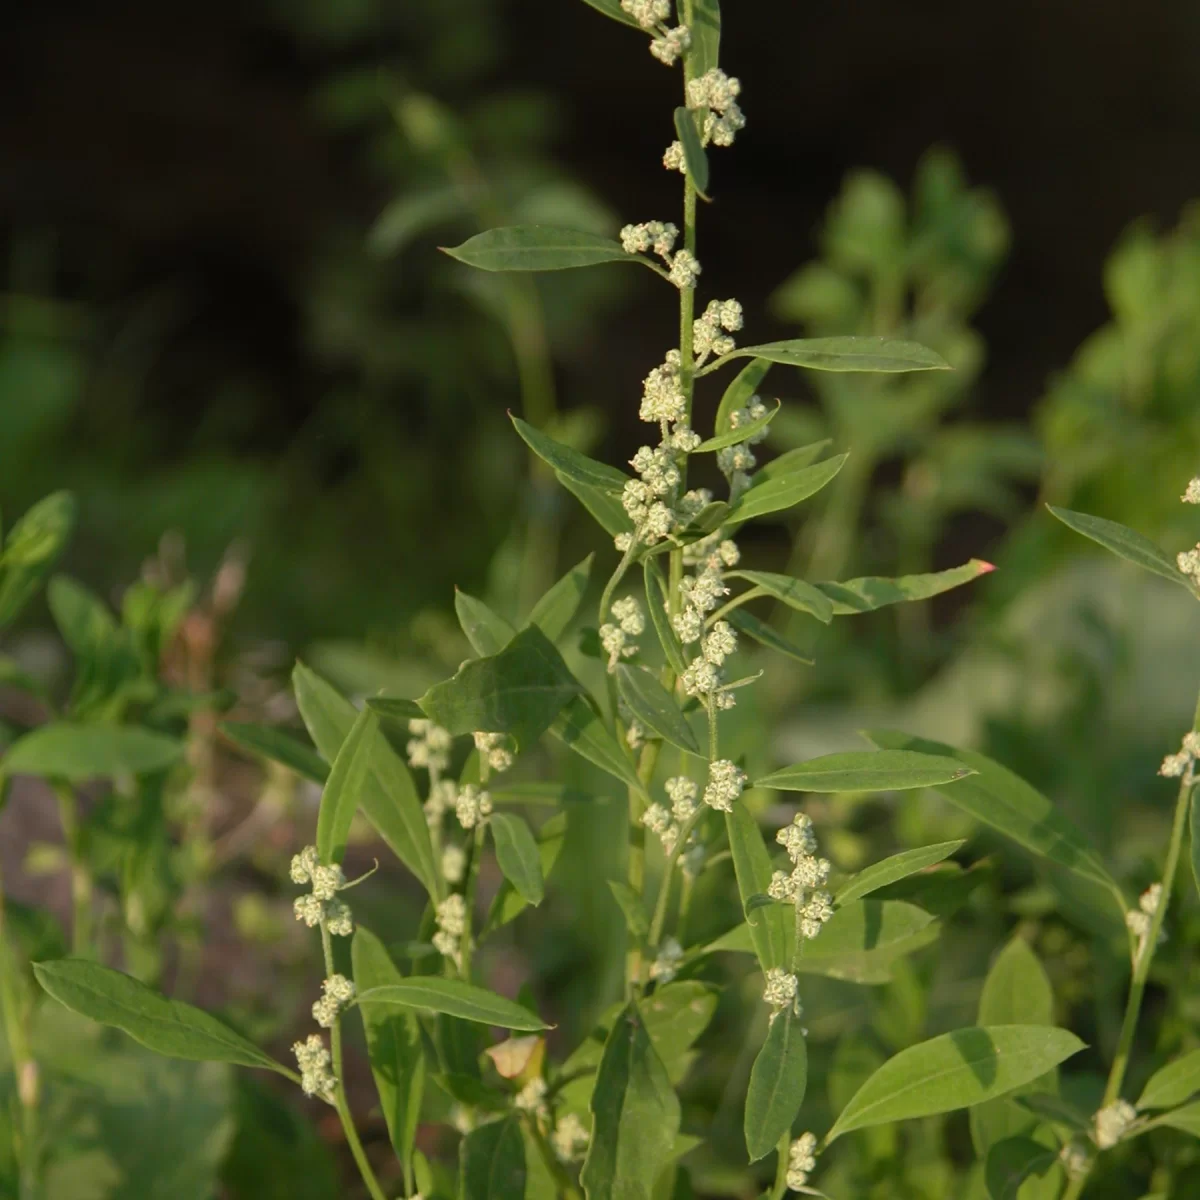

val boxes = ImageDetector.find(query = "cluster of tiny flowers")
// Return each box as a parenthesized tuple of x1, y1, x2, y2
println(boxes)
(649, 937, 684, 983)
(312, 973, 355, 1029)
(455, 783, 493, 830)
(716, 397, 770, 497)
(514, 1076, 549, 1117)
(650, 24, 690, 64)
(1125, 882, 1164, 957)
(770, 813, 834, 940)
(407, 718, 452, 774)
(433, 893, 467, 967)
(441, 842, 466, 884)
(666, 775, 699, 822)
(472, 730, 513, 774)
(620, 0, 669, 29)
(681, 617, 739, 707)
(672, 539, 738, 646)
(786, 1133, 819, 1191)
(1093, 1099, 1137, 1149)
(1158, 730, 1200, 779)
(703, 759, 746, 812)
(551, 1112, 591, 1162)
(642, 778, 704, 860)
(693, 298, 742, 361)
(293, 1033, 336, 1099)
(290, 846, 353, 935)
(669, 249, 702, 290)
(600, 596, 646, 672)
(686, 68, 745, 143)
(619, 222, 699, 291)
(1059, 1141, 1091, 1179)
(763, 967, 801, 1023)
(424, 778, 457, 830)
(1183, 477, 1200, 504)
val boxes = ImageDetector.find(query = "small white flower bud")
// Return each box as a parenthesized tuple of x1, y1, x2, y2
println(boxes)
(786, 1133, 818, 1190)
(1093, 1099, 1136, 1149)
(1183, 477, 1200, 504)
(551, 1112, 591, 1162)
(763, 967, 800, 1020)
(649, 937, 684, 982)
(663, 140, 686, 173)
(703, 759, 746, 811)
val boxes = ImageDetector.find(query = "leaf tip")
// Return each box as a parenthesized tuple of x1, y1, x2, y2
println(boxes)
(974, 560, 997, 575)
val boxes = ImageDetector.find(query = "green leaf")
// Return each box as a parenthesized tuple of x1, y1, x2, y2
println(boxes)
(673, 107, 709, 195)
(459, 1115, 526, 1199)
(490, 813, 545, 905)
(528, 554, 594, 642)
(578, 0, 642, 29)
(419, 625, 582, 751)
(1154, 1100, 1200, 1136)
(581, 1002, 681, 1200)
(456, 591, 516, 656)
(715, 358, 772, 436)
(795, 900, 938, 984)
(33, 959, 282, 1072)
(352, 928, 424, 1174)
(0, 491, 76, 628)
(551, 696, 642, 790)
(726, 805, 791, 970)
(644, 560, 688, 675)
(816, 559, 994, 615)
(827, 1025, 1086, 1142)
(512, 416, 629, 496)
(219, 722, 329, 784)
(836, 841, 965, 905)
(1191, 790, 1200, 902)
(864, 730, 1122, 906)
(316, 705, 379, 865)
(607, 879, 649, 939)
(753, 440, 833, 483)
(985, 1137, 1058, 1200)
(696, 403, 781, 455)
(354, 978, 549, 1031)
(1138, 1049, 1200, 1111)
(727, 607, 814, 664)
(444, 226, 648, 273)
(744, 1007, 807, 1162)
(616, 665, 700, 755)
(4, 722, 182, 781)
(1014, 1092, 1089, 1132)
(719, 337, 951, 374)
(757, 750, 975, 793)
(365, 696, 426, 723)
(726, 571, 833, 624)
(1047, 506, 1189, 589)
(690, 0, 721, 76)
(729, 454, 848, 523)
(486, 813, 567, 931)
(294, 663, 440, 899)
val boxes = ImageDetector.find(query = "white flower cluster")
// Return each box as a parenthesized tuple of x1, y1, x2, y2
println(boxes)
(650, 24, 690, 64)
(769, 813, 834, 940)
(672, 538, 738, 649)
(293, 1032, 336, 1099)
(514, 1076, 549, 1116)
(1159, 730, 1200, 779)
(1125, 882, 1164, 957)
(693, 298, 742, 362)
(620, 0, 669, 26)
(312, 973, 355, 1029)
(600, 596, 645, 672)
(434, 893, 468, 967)
(703, 758, 746, 812)
(665, 68, 746, 171)
(456, 783, 493, 830)
(472, 730, 513, 774)
(290, 845, 353, 936)
(681, 618, 738, 708)
(762, 966, 801, 1023)
(620, 221, 700, 290)
(717, 397, 770, 497)
(642, 777, 704, 862)
(666, 775, 699, 821)
(423, 778, 458, 830)
(649, 937, 684, 982)
(1183, 477, 1200, 504)
(786, 1132, 819, 1190)
(1093, 1099, 1136, 1149)
(1178, 543, 1200, 584)
(551, 1112, 591, 1162)
(407, 718, 452, 774)
(441, 842, 466, 884)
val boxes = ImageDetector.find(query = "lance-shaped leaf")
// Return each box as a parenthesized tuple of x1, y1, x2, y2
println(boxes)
(716, 337, 950, 374)
(726, 805, 792, 970)
(419, 626, 583, 751)
(616, 664, 700, 755)
(459, 1114, 526, 1199)
(816, 559, 994, 615)
(694, 401, 780, 454)
(744, 1006, 807, 1162)
(864, 730, 1123, 909)
(512, 416, 629, 496)
(715, 358, 772, 435)
(1048, 505, 1190, 590)
(728, 608, 813, 664)
(486, 813, 566, 932)
(4, 722, 182, 782)
(581, 1003, 681, 1200)
(0, 491, 76, 629)
(691, 0, 721, 75)
(489, 813, 545, 905)
(352, 928, 425, 1173)
(753, 440, 834, 485)
(1138, 1049, 1200, 1111)
(607, 880, 649, 939)
(827, 1025, 1085, 1142)
(729, 455, 848, 523)
(34, 959, 283, 1072)
(220, 722, 329, 784)
(444, 226, 650, 273)
(726, 571, 833, 624)
(795, 900, 938, 984)
(355, 978, 549, 1031)
(550, 696, 642, 790)
(1154, 1100, 1200, 1136)
(757, 750, 974, 794)
(578, 0, 641, 29)
(836, 841, 965, 905)
(366, 696, 426, 723)
(456, 590, 516, 656)
(644, 560, 688, 675)
(528, 554, 593, 642)
(673, 107, 708, 194)
(985, 1137, 1058, 1200)
(316, 705, 379, 864)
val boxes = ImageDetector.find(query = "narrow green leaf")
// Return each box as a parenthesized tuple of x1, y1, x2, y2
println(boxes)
(366, 696, 426, 722)
(715, 358, 772, 436)
(4, 722, 182, 781)
(616, 665, 700, 755)
(690, 0, 721, 76)
(727, 571, 833, 624)
(835, 841, 965, 905)
(753, 440, 833, 483)
(673, 107, 709, 195)
(511, 417, 631, 505)
(985, 1137, 1058, 1200)
(816, 559, 994, 615)
(0, 491, 76, 629)
(556, 472, 634, 538)
(1154, 1100, 1200, 1136)
(444, 226, 648, 273)
(550, 696, 642, 790)
(644, 560, 688, 675)
(1191, 789, 1200, 903)
(459, 1114, 526, 1200)
(795, 900, 938, 984)
(607, 879, 649, 939)
(456, 590, 517, 656)
(744, 1007, 807, 1162)
(1014, 1092, 1089, 1131)
(727, 607, 814, 664)
(490, 813, 545, 905)
(757, 750, 975, 793)
(578, 0, 642, 29)
(729, 454, 848, 523)
(486, 813, 567, 931)
(219, 722, 329, 784)
(34, 959, 282, 1072)
(726, 805, 792, 971)
(694, 401, 781, 454)
(827, 1026, 1086, 1142)
(528, 554, 594, 642)
(720, 337, 951, 374)
(354, 979, 549, 1031)
(581, 1002, 681, 1200)
(352, 927, 424, 1173)
(316, 705, 380, 865)
(1048, 506, 1189, 589)
(1138, 1049, 1200, 1111)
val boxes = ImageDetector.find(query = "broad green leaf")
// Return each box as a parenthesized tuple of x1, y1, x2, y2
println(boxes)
(673, 107, 708, 194)
(316, 705, 379, 865)
(578, 0, 641, 29)
(827, 1026, 1086, 1142)
(616, 665, 700, 755)
(985, 1137, 1058, 1200)
(816, 559, 994, 616)
(1154, 1100, 1200, 1136)
(490, 813, 545, 905)
(864, 730, 1122, 906)
(715, 358, 772, 436)
(729, 454, 848, 523)
(581, 1002, 681, 1200)
(1138, 1049, 1200, 1110)
(607, 880, 649, 939)
(445, 226, 647, 273)
(727, 571, 833, 624)
(694, 401, 779, 455)
(486, 813, 566, 931)
(33, 959, 282, 1072)
(551, 696, 642, 790)
(727, 607, 813, 664)
(354, 978, 549, 1031)
(219, 722, 329, 784)
(0, 491, 76, 628)
(720, 337, 950, 374)
(365, 696, 426, 722)
(4, 722, 182, 781)
(511, 416, 629, 496)
(744, 1007, 807, 1162)
(757, 750, 974, 793)
(456, 590, 516, 656)
(690, 0, 721, 75)
(644, 559, 688, 675)
(419, 626, 582, 751)
(459, 1115, 526, 1199)
(528, 555, 594, 642)
(294, 663, 440, 898)
(726, 805, 791, 970)
(352, 928, 424, 1173)
(1048, 506, 1189, 589)
(796, 900, 938, 984)
(836, 841, 965, 905)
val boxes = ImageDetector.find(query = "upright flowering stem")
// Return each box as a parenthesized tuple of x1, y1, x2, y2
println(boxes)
(459, 823, 487, 979)
(54, 783, 93, 957)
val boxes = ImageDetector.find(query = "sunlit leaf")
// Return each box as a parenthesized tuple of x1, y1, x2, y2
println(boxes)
(796, 900, 937, 984)
(729, 454, 848, 523)
(719, 337, 950, 373)
(616, 665, 700, 755)
(1138, 1049, 1200, 1111)
(726, 571, 833, 624)
(757, 750, 974, 793)
(316, 705, 379, 864)
(744, 1006, 807, 1161)
(550, 697, 642, 790)
(354, 979, 549, 1031)
(528, 554, 594, 642)
(444, 226, 650, 273)
(816, 559, 994, 615)
(715, 359, 772, 437)
(1048, 506, 1189, 589)
(727, 608, 813, 664)
(644, 559, 688, 675)
(836, 841, 965, 905)
(486, 813, 566, 931)
(490, 813, 545, 905)
(578, 0, 642, 29)
(726, 805, 791, 970)
(455, 591, 516, 657)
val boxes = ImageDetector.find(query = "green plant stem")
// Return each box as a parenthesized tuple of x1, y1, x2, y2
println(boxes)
(648, 808, 705, 954)
(460, 823, 487, 979)
(53, 783, 92, 957)
(321, 922, 388, 1200)
(768, 1129, 791, 1200)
